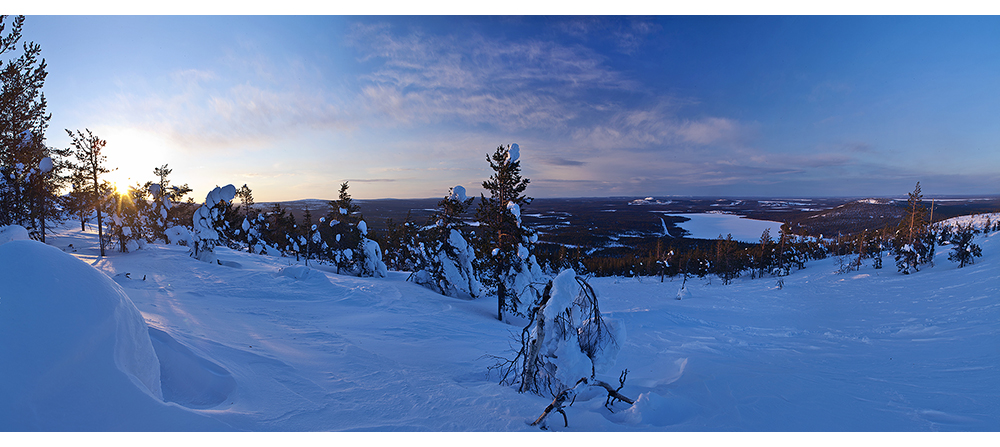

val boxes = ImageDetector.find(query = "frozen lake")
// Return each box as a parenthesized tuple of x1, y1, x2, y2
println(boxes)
(665, 212, 784, 243)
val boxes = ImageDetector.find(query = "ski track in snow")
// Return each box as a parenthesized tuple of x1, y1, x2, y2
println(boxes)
(13, 223, 1000, 431)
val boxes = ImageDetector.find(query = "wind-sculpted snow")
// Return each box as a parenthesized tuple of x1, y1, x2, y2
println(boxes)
(11, 220, 1000, 431)
(0, 240, 225, 430)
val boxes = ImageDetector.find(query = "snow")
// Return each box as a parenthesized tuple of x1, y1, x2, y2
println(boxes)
(507, 143, 519, 164)
(449, 185, 467, 202)
(4, 217, 1000, 431)
(0, 225, 29, 245)
(940, 212, 1000, 231)
(38, 157, 53, 174)
(668, 212, 784, 243)
(507, 201, 521, 226)
(0, 240, 225, 430)
(165, 225, 192, 246)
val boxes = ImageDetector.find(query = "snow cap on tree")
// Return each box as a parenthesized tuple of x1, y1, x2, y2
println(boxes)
(506, 143, 520, 164)
(507, 201, 521, 227)
(449, 185, 467, 202)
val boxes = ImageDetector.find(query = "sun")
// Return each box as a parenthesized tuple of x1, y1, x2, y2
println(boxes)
(97, 126, 174, 192)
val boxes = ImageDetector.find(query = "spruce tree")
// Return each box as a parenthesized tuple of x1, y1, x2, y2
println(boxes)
(412, 186, 481, 298)
(190, 184, 237, 263)
(475, 143, 541, 320)
(947, 224, 982, 268)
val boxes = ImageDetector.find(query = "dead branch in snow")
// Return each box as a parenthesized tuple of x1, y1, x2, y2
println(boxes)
(530, 373, 634, 429)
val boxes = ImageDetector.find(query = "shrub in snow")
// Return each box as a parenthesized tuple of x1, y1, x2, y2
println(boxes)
(382, 213, 421, 271)
(491, 269, 625, 396)
(190, 184, 237, 263)
(411, 186, 482, 298)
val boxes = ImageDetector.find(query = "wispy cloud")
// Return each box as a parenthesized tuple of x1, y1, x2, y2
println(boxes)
(105, 67, 353, 150)
(347, 22, 635, 132)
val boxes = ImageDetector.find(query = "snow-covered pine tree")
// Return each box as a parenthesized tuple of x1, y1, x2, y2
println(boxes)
(356, 218, 388, 278)
(321, 181, 386, 277)
(476, 143, 544, 321)
(0, 16, 58, 240)
(146, 181, 169, 242)
(382, 212, 421, 271)
(947, 224, 982, 268)
(104, 184, 152, 253)
(190, 184, 237, 263)
(411, 186, 482, 298)
(324, 181, 361, 273)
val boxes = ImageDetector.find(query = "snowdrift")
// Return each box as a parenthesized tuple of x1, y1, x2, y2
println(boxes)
(0, 238, 224, 430)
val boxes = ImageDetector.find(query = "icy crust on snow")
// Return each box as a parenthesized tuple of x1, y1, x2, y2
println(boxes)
(0, 240, 164, 428)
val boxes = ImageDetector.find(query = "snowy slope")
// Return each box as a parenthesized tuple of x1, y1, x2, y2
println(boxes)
(3, 220, 999, 431)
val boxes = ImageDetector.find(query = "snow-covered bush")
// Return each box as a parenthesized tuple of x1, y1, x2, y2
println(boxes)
(492, 269, 625, 396)
(412, 186, 482, 298)
(165, 225, 192, 246)
(240, 212, 281, 255)
(190, 184, 237, 263)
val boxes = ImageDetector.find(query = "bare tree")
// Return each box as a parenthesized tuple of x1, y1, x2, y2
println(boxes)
(66, 129, 113, 256)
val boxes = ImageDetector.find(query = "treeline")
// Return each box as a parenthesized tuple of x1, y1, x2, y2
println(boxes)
(518, 182, 989, 283)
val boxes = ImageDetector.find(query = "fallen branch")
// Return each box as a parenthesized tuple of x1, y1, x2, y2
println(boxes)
(529, 374, 634, 429)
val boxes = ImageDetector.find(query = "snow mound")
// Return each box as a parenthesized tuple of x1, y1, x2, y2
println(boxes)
(0, 225, 29, 246)
(0, 240, 229, 430)
(165, 225, 192, 246)
(0, 240, 163, 426)
(277, 265, 331, 284)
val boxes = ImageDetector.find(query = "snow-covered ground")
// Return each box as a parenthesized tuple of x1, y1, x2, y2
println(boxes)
(2, 218, 999, 432)
(663, 212, 785, 243)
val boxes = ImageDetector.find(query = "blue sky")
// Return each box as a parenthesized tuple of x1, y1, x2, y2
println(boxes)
(21, 15, 1000, 201)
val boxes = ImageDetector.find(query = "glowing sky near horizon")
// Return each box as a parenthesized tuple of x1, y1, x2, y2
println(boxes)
(22, 15, 1000, 202)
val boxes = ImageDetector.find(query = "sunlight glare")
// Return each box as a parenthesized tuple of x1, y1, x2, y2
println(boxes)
(98, 126, 176, 190)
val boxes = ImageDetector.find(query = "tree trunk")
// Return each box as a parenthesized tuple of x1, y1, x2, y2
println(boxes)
(497, 281, 505, 321)
(92, 163, 105, 257)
